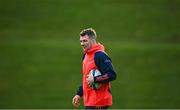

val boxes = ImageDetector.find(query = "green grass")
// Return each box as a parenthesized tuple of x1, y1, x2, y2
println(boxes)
(110, 43, 180, 108)
(0, 40, 180, 108)
(0, 0, 180, 42)
(0, 0, 180, 108)
(0, 40, 81, 108)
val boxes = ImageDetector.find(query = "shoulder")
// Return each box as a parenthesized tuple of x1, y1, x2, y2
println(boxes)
(94, 51, 111, 62)
(94, 51, 108, 59)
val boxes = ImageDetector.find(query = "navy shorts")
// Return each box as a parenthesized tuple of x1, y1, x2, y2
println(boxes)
(85, 106, 109, 109)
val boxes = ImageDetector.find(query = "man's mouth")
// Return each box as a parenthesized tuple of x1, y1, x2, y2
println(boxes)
(82, 46, 86, 49)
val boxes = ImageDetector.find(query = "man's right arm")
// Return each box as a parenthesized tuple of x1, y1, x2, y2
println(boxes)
(76, 84, 83, 97)
(72, 84, 83, 108)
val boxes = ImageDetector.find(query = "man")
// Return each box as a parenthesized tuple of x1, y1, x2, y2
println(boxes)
(72, 28, 117, 109)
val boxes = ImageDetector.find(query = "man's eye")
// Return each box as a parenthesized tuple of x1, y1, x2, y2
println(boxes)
(80, 40, 88, 42)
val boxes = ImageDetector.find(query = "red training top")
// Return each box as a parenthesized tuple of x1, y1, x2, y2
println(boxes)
(82, 43, 112, 106)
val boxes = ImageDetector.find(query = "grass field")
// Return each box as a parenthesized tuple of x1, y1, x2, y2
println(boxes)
(0, 41, 179, 108)
(0, 0, 180, 109)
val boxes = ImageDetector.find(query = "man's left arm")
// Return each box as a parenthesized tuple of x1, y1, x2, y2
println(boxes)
(94, 51, 117, 83)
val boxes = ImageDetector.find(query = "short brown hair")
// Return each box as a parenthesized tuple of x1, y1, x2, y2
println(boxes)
(80, 28, 97, 39)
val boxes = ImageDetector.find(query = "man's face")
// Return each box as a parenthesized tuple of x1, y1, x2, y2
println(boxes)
(80, 35, 92, 52)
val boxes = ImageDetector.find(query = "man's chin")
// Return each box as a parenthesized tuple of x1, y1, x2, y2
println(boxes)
(83, 48, 88, 52)
(83, 47, 89, 52)
(83, 48, 86, 52)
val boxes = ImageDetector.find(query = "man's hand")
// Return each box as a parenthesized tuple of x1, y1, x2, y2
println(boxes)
(86, 74, 94, 86)
(72, 95, 80, 108)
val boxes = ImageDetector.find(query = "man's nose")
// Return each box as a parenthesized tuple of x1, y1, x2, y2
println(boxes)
(80, 42, 84, 46)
